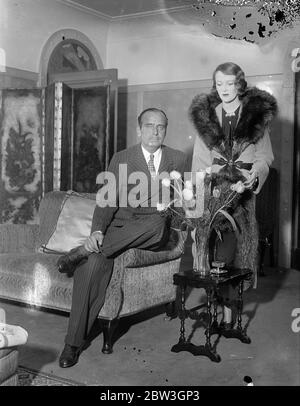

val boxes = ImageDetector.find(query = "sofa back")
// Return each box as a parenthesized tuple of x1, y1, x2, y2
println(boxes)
(38, 191, 96, 247)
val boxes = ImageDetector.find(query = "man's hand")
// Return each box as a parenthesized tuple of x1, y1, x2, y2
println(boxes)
(84, 231, 104, 253)
(243, 169, 259, 190)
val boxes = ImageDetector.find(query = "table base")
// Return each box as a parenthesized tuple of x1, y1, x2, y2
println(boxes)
(210, 321, 251, 343)
(171, 268, 253, 362)
(171, 341, 221, 363)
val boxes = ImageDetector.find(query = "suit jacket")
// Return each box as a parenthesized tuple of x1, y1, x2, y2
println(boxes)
(91, 143, 188, 234)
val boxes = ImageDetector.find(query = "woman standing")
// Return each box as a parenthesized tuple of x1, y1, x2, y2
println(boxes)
(189, 62, 277, 326)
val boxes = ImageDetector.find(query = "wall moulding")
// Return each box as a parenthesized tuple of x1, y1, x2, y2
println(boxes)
(0, 67, 39, 89)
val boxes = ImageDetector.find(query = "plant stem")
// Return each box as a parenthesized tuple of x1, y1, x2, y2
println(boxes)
(208, 191, 237, 229)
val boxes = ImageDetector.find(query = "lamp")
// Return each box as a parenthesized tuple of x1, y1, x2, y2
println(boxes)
(193, 0, 300, 43)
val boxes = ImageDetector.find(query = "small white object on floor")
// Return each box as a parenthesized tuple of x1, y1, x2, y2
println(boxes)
(243, 376, 254, 386)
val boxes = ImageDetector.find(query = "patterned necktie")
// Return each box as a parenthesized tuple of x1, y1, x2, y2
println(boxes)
(147, 154, 156, 179)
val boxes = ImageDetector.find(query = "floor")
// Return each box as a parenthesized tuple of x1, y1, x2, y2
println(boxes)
(1, 257, 300, 386)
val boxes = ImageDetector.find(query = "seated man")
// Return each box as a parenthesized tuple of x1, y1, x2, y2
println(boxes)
(57, 107, 188, 368)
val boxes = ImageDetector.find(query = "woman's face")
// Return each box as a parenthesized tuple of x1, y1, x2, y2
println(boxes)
(215, 71, 238, 103)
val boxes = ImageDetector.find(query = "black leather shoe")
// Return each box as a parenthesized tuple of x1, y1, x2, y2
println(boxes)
(57, 247, 88, 274)
(59, 344, 80, 368)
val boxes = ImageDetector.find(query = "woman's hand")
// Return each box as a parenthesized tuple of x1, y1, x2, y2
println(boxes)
(244, 169, 259, 190)
(84, 231, 104, 253)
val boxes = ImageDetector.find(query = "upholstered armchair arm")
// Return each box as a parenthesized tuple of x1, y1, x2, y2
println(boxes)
(100, 229, 188, 320)
(0, 224, 39, 253)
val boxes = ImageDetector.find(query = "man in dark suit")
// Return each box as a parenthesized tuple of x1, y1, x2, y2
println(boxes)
(57, 108, 187, 368)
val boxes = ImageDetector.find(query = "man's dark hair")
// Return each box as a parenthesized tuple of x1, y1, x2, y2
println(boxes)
(138, 108, 168, 128)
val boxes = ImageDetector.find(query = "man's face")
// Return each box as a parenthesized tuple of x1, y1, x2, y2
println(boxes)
(138, 111, 167, 153)
(215, 71, 238, 103)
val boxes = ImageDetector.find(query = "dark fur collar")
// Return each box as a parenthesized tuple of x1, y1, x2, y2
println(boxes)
(189, 87, 278, 152)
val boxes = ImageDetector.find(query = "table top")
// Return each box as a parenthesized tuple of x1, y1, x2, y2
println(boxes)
(173, 268, 252, 288)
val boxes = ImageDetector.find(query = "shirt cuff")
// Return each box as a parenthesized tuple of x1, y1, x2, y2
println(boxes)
(92, 230, 103, 235)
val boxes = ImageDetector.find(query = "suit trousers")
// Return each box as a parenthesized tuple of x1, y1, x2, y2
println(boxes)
(65, 213, 167, 347)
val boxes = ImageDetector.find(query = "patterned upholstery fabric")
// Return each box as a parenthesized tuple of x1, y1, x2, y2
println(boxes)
(0, 224, 39, 254)
(0, 252, 73, 311)
(0, 192, 187, 320)
(0, 348, 18, 386)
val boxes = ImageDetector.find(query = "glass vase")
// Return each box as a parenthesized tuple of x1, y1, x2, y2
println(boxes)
(191, 227, 211, 275)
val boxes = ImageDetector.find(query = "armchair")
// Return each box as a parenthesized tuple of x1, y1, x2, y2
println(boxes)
(0, 191, 187, 354)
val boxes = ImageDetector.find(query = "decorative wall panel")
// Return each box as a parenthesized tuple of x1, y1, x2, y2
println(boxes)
(45, 69, 118, 194)
(72, 86, 109, 193)
(0, 89, 43, 223)
(50, 84, 110, 193)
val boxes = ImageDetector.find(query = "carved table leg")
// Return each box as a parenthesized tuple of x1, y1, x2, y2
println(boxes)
(171, 285, 187, 352)
(210, 288, 219, 334)
(205, 287, 212, 347)
(219, 281, 251, 344)
(172, 286, 221, 362)
(200, 287, 221, 362)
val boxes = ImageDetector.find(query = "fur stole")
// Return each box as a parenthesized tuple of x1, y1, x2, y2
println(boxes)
(189, 87, 278, 152)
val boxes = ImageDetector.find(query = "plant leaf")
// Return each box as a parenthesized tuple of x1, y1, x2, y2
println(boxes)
(218, 209, 237, 232)
(216, 229, 223, 241)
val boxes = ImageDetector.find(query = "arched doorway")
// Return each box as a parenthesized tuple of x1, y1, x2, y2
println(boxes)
(47, 39, 97, 85)
(39, 29, 104, 87)
(40, 30, 118, 194)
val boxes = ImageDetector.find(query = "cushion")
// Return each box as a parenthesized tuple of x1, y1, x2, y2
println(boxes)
(40, 191, 96, 254)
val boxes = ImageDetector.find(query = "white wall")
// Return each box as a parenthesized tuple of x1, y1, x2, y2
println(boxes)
(107, 9, 288, 85)
(0, 0, 109, 72)
(1, 2, 296, 82)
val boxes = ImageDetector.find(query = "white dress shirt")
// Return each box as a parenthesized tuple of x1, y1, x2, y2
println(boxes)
(141, 145, 162, 175)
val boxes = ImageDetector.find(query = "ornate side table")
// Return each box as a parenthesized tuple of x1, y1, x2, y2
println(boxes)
(171, 268, 252, 362)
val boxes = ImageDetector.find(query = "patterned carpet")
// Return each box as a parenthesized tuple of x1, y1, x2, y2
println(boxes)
(17, 366, 84, 386)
